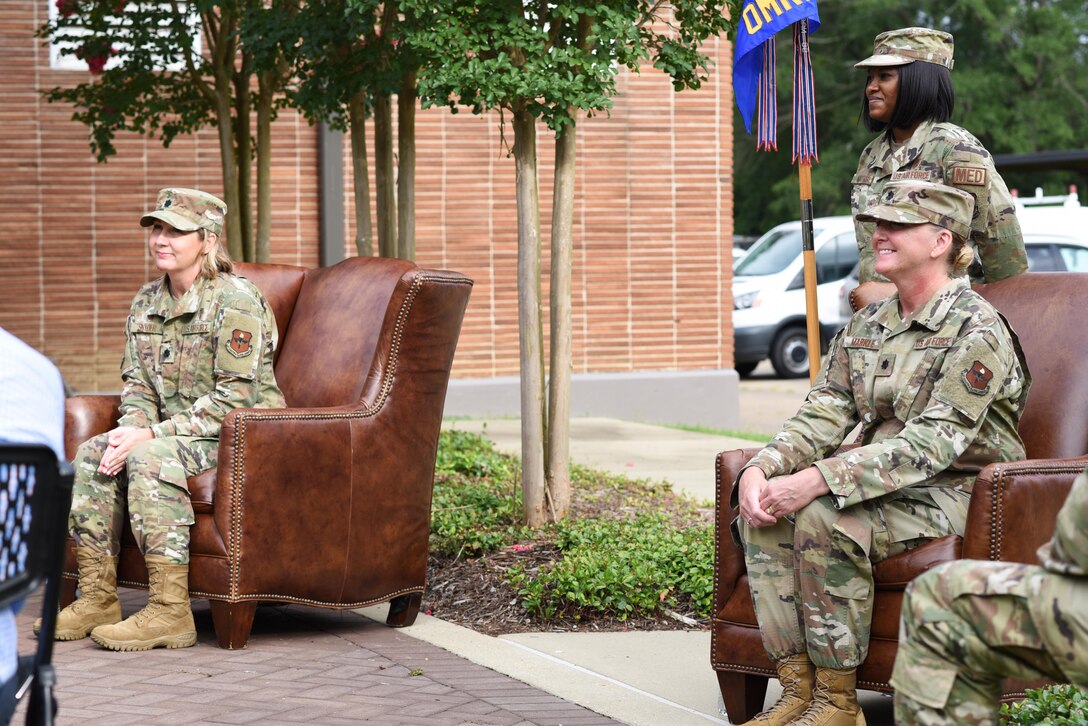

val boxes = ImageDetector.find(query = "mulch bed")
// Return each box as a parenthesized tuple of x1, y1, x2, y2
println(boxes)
(422, 471, 713, 637)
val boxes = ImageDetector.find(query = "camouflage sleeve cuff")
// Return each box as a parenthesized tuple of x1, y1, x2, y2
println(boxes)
(814, 458, 854, 509)
(150, 420, 176, 439)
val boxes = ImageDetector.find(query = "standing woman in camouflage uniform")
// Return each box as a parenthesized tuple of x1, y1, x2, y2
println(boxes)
(850, 27, 1028, 311)
(43, 189, 286, 651)
(893, 467, 1088, 725)
(734, 180, 1029, 725)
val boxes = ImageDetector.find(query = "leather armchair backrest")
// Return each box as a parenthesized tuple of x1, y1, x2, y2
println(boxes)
(273, 256, 417, 408)
(975, 272, 1088, 460)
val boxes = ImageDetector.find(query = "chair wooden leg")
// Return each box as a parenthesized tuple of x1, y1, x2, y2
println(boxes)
(717, 670, 769, 724)
(60, 578, 76, 608)
(208, 600, 258, 649)
(385, 592, 422, 627)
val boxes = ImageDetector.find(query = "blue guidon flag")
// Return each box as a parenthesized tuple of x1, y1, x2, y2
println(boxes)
(733, 0, 821, 162)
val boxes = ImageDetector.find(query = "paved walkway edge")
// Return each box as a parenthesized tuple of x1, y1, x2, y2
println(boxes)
(357, 605, 730, 726)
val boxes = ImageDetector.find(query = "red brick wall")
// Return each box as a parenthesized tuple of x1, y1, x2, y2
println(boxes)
(2, 1, 735, 392)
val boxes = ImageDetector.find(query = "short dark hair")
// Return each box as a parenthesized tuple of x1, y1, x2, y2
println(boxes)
(861, 62, 955, 138)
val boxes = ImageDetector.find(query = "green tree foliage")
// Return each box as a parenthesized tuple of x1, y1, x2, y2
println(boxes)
(399, 0, 731, 527)
(37, 0, 298, 262)
(733, 0, 1088, 236)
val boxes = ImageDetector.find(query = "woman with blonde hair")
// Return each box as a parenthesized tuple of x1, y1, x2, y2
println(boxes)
(40, 188, 285, 651)
(735, 180, 1028, 725)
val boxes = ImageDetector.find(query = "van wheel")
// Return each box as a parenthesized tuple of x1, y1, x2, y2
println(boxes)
(735, 361, 758, 378)
(770, 327, 809, 378)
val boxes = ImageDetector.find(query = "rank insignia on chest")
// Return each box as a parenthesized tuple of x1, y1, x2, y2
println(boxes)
(875, 353, 895, 376)
(962, 360, 993, 395)
(227, 329, 254, 358)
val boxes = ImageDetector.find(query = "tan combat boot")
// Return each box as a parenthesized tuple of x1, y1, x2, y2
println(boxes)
(89, 555, 197, 651)
(34, 547, 121, 640)
(793, 666, 866, 726)
(739, 653, 815, 725)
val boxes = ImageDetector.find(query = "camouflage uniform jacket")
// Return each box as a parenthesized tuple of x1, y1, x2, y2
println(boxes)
(852, 120, 1027, 284)
(746, 277, 1028, 511)
(1031, 469, 1088, 685)
(116, 273, 286, 439)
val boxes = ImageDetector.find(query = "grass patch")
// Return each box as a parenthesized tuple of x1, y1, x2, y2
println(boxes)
(431, 429, 714, 622)
(665, 422, 768, 442)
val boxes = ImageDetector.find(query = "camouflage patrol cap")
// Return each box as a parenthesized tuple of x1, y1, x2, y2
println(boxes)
(140, 188, 227, 237)
(855, 179, 974, 241)
(855, 27, 954, 71)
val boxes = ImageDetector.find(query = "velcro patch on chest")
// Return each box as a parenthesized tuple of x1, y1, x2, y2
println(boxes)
(891, 170, 931, 182)
(951, 166, 988, 187)
(845, 337, 880, 350)
(875, 353, 896, 377)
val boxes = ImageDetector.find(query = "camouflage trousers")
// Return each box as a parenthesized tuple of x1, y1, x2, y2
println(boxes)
(69, 432, 217, 565)
(740, 489, 962, 669)
(892, 560, 1068, 725)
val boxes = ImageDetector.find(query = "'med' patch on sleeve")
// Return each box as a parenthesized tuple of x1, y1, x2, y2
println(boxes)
(951, 165, 988, 187)
(215, 309, 262, 379)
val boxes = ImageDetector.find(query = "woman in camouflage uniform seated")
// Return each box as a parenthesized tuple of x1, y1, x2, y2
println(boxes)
(893, 467, 1088, 725)
(850, 27, 1027, 311)
(39, 188, 285, 651)
(734, 180, 1029, 725)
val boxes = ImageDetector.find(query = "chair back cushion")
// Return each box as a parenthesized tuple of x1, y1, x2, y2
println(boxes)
(975, 272, 1088, 459)
(272, 256, 417, 408)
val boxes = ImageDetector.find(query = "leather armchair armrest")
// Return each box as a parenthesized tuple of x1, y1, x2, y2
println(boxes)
(213, 403, 439, 597)
(714, 448, 763, 612)
(962, 457, 1088, 564)
(65, 394, 121, 461)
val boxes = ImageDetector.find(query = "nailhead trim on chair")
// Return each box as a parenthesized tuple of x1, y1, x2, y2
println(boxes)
(221, 272, 473, 599)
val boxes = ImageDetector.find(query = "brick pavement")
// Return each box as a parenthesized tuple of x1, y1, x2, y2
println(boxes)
(14, 589, 621, 726)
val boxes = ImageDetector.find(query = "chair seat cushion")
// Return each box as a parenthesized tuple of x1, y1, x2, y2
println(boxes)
(873, 534, 962, 589)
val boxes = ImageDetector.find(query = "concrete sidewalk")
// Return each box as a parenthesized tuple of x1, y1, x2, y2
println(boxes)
(405, 417, 895, 726)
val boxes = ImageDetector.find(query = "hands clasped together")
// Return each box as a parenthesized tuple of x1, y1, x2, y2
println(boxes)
(96, 426, 154, 477)
(738, 465, 833, 528)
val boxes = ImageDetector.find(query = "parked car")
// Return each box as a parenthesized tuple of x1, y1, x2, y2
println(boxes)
(733, 216, 858, 378)
(837, 187, 1088, 319)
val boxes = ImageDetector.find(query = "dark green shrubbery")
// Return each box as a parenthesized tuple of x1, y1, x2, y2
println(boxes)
(431, 429, 714, 622)
(1001, 684, 1088, 725)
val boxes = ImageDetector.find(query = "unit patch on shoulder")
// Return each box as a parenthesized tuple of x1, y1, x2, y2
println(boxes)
(227, 329, 253, 358)
(951, 166, 988, 187)
(961, 360, 993, 395)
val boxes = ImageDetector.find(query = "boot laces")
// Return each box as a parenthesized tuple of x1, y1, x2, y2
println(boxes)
(133, 602, 167, 627)
(791, 670, 843, 726)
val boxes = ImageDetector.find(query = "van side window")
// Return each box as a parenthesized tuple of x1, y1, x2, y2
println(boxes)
(1058, 245, 1088, 272)
(815, 233, 860, 284)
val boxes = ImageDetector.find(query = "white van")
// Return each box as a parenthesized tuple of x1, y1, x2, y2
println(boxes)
(733, 216, 858, 378)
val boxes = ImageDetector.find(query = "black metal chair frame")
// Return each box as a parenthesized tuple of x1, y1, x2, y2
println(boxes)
(0, 444, 74, 726)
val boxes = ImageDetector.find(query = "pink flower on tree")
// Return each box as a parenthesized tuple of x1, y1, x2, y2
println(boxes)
(55, 0, 79, 17)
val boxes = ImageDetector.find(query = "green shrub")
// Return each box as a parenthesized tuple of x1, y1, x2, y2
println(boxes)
(1001, 684, 1088, 725)
(430, 430, 525, 557)
(506, 514, 713, 621)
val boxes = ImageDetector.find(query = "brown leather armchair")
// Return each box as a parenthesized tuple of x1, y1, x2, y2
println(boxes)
(62, 257, 473, 649)
(712, 272, 1088, 722)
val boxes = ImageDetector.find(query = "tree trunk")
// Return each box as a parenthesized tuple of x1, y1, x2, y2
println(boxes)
(512, 105, 547, 527)
(255, 70, 274, 264)
(206, 10, 242, 261)
(374, 93, 397, 258)
(547, 119, 576, 520)
(348, 91, 374, 257)
(397, 69, 417, 261)
(233, 58, 254, 262)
